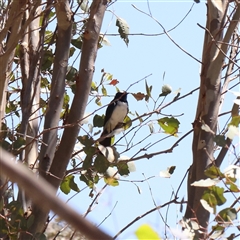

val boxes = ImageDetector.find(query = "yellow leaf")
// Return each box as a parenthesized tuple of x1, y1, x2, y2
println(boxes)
(135, 224, 161, 240)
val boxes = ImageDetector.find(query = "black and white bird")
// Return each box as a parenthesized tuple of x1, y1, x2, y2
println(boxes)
(100, 92, 128, 147)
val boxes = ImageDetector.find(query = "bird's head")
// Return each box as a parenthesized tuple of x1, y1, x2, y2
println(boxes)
(114, 91, 128, 102)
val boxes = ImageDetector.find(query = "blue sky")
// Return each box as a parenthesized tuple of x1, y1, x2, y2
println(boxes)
(58, 1, 239, 239)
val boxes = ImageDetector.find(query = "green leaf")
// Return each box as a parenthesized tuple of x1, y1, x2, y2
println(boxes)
(214, 135, 227, 147)
(229, 182, 239, 192)
(123, 115, 132, 130)
(71, 37, 83, 49)
(42, 49, 54, 71)
(41, 77, 50, 88)
(135, 111, 143, 123)
(69, 47, 75, 57)
(202, 186, 226, 210)
(95, 97, 102, 106)
(80, 170, 99, 188)
(158, 117, 180, 136)
(82, 152, 94, 170)
(228, 116, 240, 127)
(60, 175, 80, 194)
(93, 114, 104, 127)
(135, 224, 161, 240)
(117, 161, 130, 176)
(91, 81, 97, 91)
(94, 154, 110, 173)
(202, 192, 217, 214)
(216, 208, 237, 223)
(13, 137, 26, 151)
(78, 135, 94, 147)
(102, 86, 107, 96)
(66, 66, 78, 82)
(104, 177, 119, 186)
(6, 100, 18, 114)
(145, 80, 152, 101)
(116, 17, 129, 46)
(205, 165, 224, 179)
(63, 93, 70, 108)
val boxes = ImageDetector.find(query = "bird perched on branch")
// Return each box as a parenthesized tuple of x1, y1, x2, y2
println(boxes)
(100, 92, 128, 147)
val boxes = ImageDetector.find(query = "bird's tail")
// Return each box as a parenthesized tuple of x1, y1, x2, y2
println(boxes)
(99, 131, 112, 147)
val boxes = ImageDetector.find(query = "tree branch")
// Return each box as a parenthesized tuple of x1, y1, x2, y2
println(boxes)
(0, 148, 113, 240)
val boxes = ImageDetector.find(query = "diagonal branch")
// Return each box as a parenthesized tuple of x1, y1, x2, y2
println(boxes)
(0, 148, 113, 240)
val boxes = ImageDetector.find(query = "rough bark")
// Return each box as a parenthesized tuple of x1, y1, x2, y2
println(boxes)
(185, 0, 240, 236)
(0, 1, 40, 221)
(28, 0, 109, 236)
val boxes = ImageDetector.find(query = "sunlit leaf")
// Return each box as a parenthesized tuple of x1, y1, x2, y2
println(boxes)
(91, 81, 97, 91)
(116, 17, 129, 46)
(99, 34, 111, 46)
(102, 86, 107, 96)
(60, 175, 80, 195)
(205, 165, 224, 179)
(135, 224, 161, 240)
(200, 199, 214, 213)
(226, 125, 239, 140)
(105, 167, 119, 179)
(191, 178, 219, 187)
(228, 116, 240, 127)
(160, 84, 172, 97)
(160, 166, 176, 178)
(224, 165, 240, 179)
(123, 115, 132, 130)
(95, 97, 102, 106)
(158, 117, 180, 136)
(202, 186, 226, 209)
(216, 208, 237, 223)
(233, 99, 240, 105)
(104, 177, 119, 186)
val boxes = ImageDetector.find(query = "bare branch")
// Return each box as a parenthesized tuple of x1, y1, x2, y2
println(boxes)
(0, 148, 113, 240)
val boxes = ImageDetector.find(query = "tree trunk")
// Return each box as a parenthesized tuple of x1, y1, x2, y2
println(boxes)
(185, 1, 240, 237)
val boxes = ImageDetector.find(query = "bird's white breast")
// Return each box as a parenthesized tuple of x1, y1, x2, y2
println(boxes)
(106, 101, 128, 132)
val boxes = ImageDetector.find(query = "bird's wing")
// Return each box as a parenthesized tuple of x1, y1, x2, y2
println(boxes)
(103, 101, 116, 130)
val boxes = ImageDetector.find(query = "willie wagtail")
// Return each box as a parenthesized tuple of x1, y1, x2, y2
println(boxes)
(100, 92, 128, 146)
